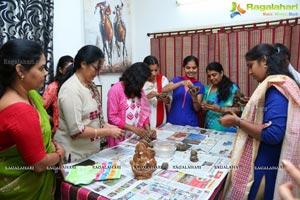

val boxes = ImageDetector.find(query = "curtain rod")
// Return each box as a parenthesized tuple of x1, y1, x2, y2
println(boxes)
(147, 17, 300, 38)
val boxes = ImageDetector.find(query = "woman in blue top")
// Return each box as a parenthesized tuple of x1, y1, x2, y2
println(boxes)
(162, 55, 204, 127)
(219, 43, 300, 199)
(201, 62, 240, 132)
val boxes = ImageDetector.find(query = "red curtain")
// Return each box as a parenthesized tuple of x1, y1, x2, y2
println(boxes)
(150, 18, 300, 96)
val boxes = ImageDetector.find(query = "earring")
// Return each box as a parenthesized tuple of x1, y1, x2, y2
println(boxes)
(20, 75, 24, 81)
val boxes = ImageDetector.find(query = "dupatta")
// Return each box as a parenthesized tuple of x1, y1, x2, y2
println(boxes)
(156, 74, 164, 127)
(0, 90, 56, 200)
(223, 75, 300, 200)
(179, 76, 199, 109)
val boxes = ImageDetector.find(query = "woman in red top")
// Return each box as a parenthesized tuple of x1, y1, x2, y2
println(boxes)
(0, 39, 65, 199)
(43, 55, 73, 136)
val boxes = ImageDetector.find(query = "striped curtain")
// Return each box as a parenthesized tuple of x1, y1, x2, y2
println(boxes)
(150, 18, 300, 96)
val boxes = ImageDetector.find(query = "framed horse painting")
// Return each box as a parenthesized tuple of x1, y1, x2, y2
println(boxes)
(83, 0, 132, 73)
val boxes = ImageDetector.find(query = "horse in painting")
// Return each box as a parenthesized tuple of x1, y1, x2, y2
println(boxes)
(113, 2, 127, 63)
(95, 1, 113, 65)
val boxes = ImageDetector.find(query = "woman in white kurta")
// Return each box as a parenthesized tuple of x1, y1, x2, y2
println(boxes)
(54, 45, 124, 163)
(143, 56, 170, 129)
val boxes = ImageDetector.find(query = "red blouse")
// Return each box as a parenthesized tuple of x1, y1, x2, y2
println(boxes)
(0, 103, 46, 165)
(42, 81, 59, 134)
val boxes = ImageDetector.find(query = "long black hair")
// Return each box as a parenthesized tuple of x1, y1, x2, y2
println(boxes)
(273, 43, 291, 62)
(57, 64, 75, 94)
(272, 43, 291, 69)
(206, 62, 235, 102)
(0, 39, 44, 98)
(245, 43, 294, 80)
(49, 55, 73, 83)
(120, 62, 151, 98)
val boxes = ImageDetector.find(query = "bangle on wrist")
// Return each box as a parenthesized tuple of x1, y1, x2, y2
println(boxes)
(55, 151, 62, 160)
(94, 128, 98, 139)
(193, 101, 198, 103)
(237, 118, 243, 128)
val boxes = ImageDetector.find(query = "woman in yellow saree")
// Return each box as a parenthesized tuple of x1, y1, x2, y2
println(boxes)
(0, 39, 65, 199)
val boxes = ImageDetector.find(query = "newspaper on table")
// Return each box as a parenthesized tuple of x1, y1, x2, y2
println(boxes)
(64, 123, 236, 200)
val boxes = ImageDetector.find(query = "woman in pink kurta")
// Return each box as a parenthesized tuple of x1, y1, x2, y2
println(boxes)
(107, 62, 156, 147)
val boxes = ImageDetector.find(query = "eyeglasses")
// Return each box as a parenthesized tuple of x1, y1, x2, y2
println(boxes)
(91, 63, 102, 72)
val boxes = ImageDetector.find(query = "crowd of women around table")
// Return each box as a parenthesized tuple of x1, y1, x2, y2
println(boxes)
(1, 39, 300, 199)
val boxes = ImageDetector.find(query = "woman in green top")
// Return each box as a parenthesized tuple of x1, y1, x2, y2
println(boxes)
(201, 62, 240, 132)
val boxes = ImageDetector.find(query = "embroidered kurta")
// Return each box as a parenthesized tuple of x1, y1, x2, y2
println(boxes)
(54, 75, 103, 163)
(107, 81, 151, 147)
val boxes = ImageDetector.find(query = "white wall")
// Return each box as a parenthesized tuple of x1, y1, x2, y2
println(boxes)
(54, 0, 121, 121)
(131, 0, 299, 61)
(54, 0, 298, 120)
(53, 0, 84, 64)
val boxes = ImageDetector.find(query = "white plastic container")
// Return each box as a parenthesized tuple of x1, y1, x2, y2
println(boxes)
(153, 140, 176, 158)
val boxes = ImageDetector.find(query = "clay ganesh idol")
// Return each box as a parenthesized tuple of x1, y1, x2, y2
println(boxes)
(130, 140, 157, 180)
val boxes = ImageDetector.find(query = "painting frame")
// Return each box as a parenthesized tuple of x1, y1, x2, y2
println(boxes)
(96, 84, 102, 105)
(83, 0, 132, 73)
